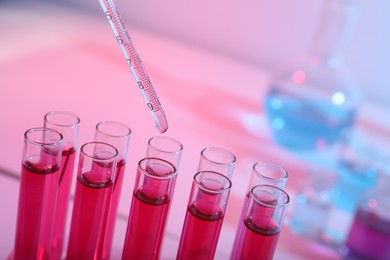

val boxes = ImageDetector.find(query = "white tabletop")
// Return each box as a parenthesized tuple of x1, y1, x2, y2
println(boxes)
(1, 2, 389, 259)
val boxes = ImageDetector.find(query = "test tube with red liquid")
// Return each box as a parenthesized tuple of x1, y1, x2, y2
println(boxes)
(44, 111, 80, 260)
(94, 121, 131, 260)
(13, 127, 63, 260)
(122, 157, 177, 260)
(230, 162, 288, 259)
(232, 185, 289, 260)
(176, 171, 232, 260)
(66, 142, 118, 259)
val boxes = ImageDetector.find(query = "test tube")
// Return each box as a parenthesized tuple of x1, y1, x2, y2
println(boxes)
(122, 157, 177, 260)
(13, 128, 63, 260)
(94, 121, 131, 260)
(146, 135, 183, 170)
(198, 147, 236, 179)
(230, 162, 288, 259)
(66, 142, 118, 259)
(44, 111, 80, 260)
(176, 171, 232, 260)
(231, 185, 289, 260)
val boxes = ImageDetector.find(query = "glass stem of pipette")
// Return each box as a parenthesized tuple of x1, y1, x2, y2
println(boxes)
(98, 0, 168, 133)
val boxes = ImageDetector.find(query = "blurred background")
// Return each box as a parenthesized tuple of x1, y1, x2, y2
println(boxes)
(2, 0, 390, 108)
(52, 0, 390, 107)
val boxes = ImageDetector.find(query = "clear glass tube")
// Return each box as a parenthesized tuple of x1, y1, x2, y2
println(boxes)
(13, 127, 63, 260)
(231, 185, 290, 260)
(290, 164, 337, 241)
(66, 142, 118, 259)
(177, 171, 232, 260)
(94, 121, 131, 260)
(122, 157, 177, 260)
(247, 162, 288, 190)
(333, 129, 381, 213)
(146, 135, 183, 171)
(197, 147, 236, 179)
(231, 162, 288, 259)
(44, 111, 80, 260)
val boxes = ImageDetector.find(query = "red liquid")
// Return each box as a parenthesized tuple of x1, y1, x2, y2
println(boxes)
(14, 157, 60, 260)
(50, 148, 76, 260)
(101, 159, 126, 260)
(66, 168, 113, 260)
(345, 209, 390, 260)
(236, 216, 281, 260)
(176, 202, 224, 260)
(122, 186, 170, 260)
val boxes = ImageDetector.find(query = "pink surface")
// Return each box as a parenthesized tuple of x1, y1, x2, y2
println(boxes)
(1, 2, 389, 259)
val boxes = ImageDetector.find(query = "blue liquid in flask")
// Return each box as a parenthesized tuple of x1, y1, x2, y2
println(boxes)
(265, 84, 357, 150)
(264, 0, 361, 151)
(332, 159, 378, 212)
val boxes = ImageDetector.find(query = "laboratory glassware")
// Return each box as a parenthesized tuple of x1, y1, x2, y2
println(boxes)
(231, 185, 289, 260)
(344, 168, 390, 260)
(264, 0, 361, 150)
(66, 142, 118, 259)
(231, 162, 288, 259)
(122, 157, 177, 260)
(146, 135, 183, 171)
(332, 129, 381, 213)
(290, 164, 337, 241)
(44, 111, 80, 260)
(97, 0, 168, 133)
(198, 147, 236, 180)
(94, 121, 131, 260)
(13, 128, 63, 260)
(177, 171, 232, 260)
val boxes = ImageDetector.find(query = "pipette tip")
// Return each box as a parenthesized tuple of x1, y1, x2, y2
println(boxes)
(153, 108, 168, 133)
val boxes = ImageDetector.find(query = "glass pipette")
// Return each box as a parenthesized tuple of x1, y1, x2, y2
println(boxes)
(98, 0, 168, 133)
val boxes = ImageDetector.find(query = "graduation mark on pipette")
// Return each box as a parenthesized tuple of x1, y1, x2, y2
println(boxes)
(98, 0, 168, 133)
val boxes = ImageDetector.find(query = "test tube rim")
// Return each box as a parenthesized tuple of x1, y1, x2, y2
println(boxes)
(253, 162, 289, 182)
(24, 127, 63, 146)
(200, 147, 237, 166)
(250, 184, 290, 208)
(95, 120, 132, 138)
(139, 157, 177, 180)
(193, 170, 232, 194)
(147, 135, 184, 154)
(44, 110, 81, 128)
(80, 141, 119, 161)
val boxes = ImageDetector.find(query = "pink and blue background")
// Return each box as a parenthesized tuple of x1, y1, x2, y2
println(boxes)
(1, 0, 389, 259)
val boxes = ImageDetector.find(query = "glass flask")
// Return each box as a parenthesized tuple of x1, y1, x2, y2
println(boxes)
(343, 168, 390, 260)
(331, 129, 380, 214)
(290, 164, 337, 241)
(264, 0, 361, 150)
